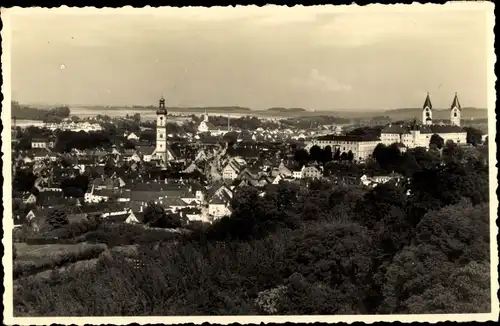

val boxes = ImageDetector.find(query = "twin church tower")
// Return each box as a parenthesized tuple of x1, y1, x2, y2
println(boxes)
(422, 92, 462, 127)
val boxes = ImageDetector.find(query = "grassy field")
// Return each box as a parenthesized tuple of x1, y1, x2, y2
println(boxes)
(14, 243, 95, 261)
(13, 242, 108, 279)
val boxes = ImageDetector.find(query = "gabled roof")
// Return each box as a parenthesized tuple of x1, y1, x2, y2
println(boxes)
(427, 124, 465, 134)
(106, 212, 130, 223)
(161, 197, 188, 207)
(31, 137, 51, 142)
(381, 124, 411, 134)
(93, 188, 121, 198)
(26, 207, 53, 219)
(316, 134, 380, 142)
(136, 146, 155, 155)
(209, 195, 228, 205)
(28, 148, 51, 157)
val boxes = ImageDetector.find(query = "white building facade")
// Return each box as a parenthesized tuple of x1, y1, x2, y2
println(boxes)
(381, 93, 467, 149)
(309, 135, 380, 162)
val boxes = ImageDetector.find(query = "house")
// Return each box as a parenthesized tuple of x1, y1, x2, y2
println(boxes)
(209, 185, 233, 201)
(125, 209, 141, 224)
(31, 136, 55, 149)
(136, 146, 155, 162)
(159, 197, 190, 213)
(222, 161, 240, 180)
(183, 162, 203, 174)
(222, 157, 247, 181)
(276, 161, 293, 177)
(22, 155, 33, 164)
(123, 151, 142, 163)
(255, 175, 271, 188)
(84, 185, 130, 204)
(208, 196, 232, 218)
(360, 173, 404, 188)
(127, 132, 140, 141)
(302, 165, 323, 179)
(22, 192, 37, 205)
(104, 208, 142, 224)
(30, 148, 57, 162)
(194, 148, 209, 162)
(97, 203, 130, 220)
(197, 113, 226, 136)
(292, 169, 303, 179)
(92, 176, 125, 190)
(109, 147, 122, 156)
(128, 182, 192, 206)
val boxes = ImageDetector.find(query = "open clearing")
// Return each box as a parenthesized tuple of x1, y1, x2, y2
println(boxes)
(15, 242, 95, 261)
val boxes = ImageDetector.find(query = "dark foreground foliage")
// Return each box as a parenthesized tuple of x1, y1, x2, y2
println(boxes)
(13, 162, 491, 315)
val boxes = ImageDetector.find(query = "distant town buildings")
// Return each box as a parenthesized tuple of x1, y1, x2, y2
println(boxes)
(197, 111, 230, 136)
(11, 91, 482, 230)
(44, 121, 103, 132)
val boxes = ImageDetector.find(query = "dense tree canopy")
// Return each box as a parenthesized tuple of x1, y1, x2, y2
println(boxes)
(429, 134, 445, 149)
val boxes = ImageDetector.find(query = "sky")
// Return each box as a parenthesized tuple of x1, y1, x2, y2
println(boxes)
(7, 4, 492, 111)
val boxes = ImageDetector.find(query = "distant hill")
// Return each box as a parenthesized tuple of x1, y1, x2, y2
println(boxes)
(384, 107, 488, 120)
(266, 107, 307, 113)
(107, 106, 252, 113)
(11, 101, 70, 121)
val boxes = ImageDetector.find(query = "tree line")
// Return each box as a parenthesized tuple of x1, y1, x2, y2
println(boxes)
(12, 101, 70, 122)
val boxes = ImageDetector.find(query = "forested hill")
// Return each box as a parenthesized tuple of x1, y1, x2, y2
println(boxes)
(385, 107, 488, 120)
(11, 101, 70, 122)
(266, 107, 307, 113)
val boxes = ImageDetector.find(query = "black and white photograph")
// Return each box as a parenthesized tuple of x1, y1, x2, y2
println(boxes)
(1, 3, 498, 324)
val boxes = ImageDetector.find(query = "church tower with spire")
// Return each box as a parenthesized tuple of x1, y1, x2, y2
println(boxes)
(156, 96, 169, 166)
(450, 92, 461, 126)
(422, 92, 433, 126)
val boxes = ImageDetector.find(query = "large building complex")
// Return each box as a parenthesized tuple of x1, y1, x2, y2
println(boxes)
(380, 93, 466, 148)
(308, 93, 468, 162)
(310, 135, 380, 162)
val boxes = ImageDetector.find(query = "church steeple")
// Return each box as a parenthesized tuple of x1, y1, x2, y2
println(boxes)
(155, 96, 169, 167)
(450, 92, 461, 126)
(450, 92, 461, 111)
(423, 92, 433, 110)
(422, 92, 433, 126)
(157, 96, 167, 115)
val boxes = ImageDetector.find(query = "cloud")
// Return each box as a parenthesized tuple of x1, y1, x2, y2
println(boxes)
(292, 69, 352, 92)
(312, 9, 483, 48)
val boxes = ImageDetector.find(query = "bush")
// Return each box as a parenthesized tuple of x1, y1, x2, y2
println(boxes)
(84, 223, 181, 248)
(25, 238, 80, 245)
